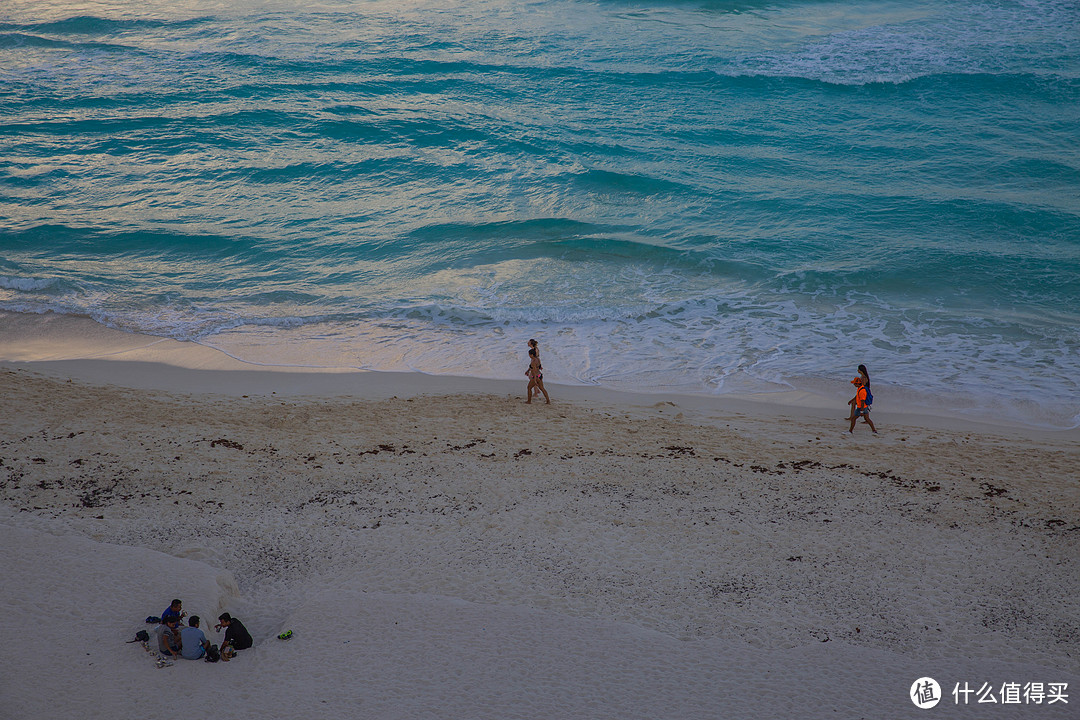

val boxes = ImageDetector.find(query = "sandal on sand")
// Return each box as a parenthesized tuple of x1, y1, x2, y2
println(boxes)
(277, 630, 293, 640)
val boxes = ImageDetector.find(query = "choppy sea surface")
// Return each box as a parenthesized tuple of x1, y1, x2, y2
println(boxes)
(1, 0, 1078, 427)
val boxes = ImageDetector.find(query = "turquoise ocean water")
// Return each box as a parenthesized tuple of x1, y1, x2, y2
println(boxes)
(1, 0, 1078, 427)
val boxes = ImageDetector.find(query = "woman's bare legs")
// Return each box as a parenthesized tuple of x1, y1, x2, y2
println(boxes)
(535, 378, 550, 404)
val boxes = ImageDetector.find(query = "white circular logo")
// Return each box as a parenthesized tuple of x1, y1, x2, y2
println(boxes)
(911, 677, 942, 709)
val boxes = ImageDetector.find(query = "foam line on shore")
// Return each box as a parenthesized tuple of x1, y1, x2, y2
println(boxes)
(3, 309, 1076, 440)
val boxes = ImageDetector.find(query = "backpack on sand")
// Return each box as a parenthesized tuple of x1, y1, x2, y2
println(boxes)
(205, 644, 220, 663)
(127, 630, 150, 643)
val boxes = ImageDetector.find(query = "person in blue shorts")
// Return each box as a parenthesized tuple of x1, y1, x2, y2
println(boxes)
(846, 364, 870, 422)
(848, 376, 877, 434)
(158, 616, 183, 660)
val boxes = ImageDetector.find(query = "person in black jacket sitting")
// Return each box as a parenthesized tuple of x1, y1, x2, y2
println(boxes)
(216, 612, 253, 651)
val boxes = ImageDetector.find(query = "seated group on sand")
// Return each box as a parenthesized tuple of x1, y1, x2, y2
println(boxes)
(152, 598, 252, 664)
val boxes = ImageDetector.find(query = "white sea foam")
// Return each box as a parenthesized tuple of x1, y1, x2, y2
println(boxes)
(4, 265, 1078, 428)
(0, 275, 56, 292)
(189, 294, 1080, 429)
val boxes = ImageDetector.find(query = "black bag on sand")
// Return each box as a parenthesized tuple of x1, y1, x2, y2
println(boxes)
(205, 644, 220, 663)
(127, 630, 150, 643)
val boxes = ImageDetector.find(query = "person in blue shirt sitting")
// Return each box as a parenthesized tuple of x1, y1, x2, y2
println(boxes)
(180, 615, 211, 660)
(161, 598, 186, 625)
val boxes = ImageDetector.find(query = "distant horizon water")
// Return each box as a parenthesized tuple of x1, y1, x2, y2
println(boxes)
(2, 0, 1078, 428)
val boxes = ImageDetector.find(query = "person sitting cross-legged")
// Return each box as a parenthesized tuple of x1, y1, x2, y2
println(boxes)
(158, 616, 183, 661)
(216, 612, 253, 652)
(180, 615, 211, 660)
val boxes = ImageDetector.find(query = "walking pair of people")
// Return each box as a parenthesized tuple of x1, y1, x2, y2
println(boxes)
(847, 363, 877, 434)
(525, 338, 549, 404)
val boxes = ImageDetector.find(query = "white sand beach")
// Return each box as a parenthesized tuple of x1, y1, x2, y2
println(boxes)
(1, 312, 1078, 719)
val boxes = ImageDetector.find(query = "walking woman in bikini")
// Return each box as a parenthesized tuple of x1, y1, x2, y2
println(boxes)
(525, 339, 550, 404)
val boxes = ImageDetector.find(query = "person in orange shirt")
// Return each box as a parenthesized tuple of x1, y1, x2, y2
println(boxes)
(845, 364, 870, 421)
(848, 376, 877, 434)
